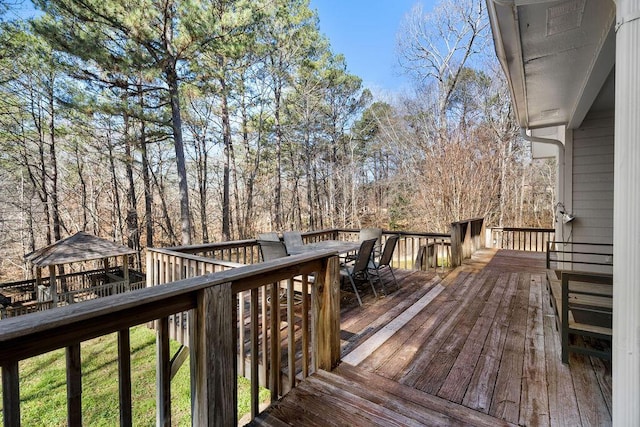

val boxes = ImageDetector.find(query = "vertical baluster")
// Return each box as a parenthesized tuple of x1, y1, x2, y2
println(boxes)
(250, 288, 259, 419)
(261, 285, 268, 388)
(301, 275, 309, 378)
(269, 281, 280, 401)
(118, 329, 132, 427)
(156, 317, 171, 426)
(239, 291, 246, 377)
(287, 279, 295, 391)
(66, 343, 82, 426)
(2, 361, 20, 427)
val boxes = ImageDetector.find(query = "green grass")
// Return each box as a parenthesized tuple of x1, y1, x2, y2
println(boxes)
(0, 326, 269, 425)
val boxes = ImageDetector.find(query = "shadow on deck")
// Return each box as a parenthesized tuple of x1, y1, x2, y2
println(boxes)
(249, 249, 612, 426)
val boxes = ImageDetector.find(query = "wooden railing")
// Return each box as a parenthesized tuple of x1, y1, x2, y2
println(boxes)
(0, 267, 146, 319)
(487, 227, 555, 252)
(0, 250, 341, 426)
(168, 229, 452, 272)
(450, 218, 486, 267)
(0, 267, 144, 294)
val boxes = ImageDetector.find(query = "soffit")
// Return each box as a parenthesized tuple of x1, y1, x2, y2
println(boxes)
(488, 0, 615, 129)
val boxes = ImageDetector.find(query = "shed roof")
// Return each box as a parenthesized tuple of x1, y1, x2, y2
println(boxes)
(24, 232, 137, 268)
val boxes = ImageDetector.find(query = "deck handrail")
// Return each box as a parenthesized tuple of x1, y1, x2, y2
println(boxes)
(1, 250, 341, 426)
(164, 228, 453, 271)
(487, 226, 555, 252)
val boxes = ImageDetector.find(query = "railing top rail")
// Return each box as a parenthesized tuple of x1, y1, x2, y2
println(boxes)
(489, 227, 555, 232)
(0, 250, 337, 361)
(547, 241, 613, 247)
(164, 238, 258, 253)
(332, 228, 451, 239)
(161, 229, 453, 255)
(549, 250, 613, 257)
(147, 247, 245, 268)
(451, 217, 484, 225)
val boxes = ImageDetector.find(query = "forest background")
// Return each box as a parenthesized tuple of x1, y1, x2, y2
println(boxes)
(0, 0, 555, 281)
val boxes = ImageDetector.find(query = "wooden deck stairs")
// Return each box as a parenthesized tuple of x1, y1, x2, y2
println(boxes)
(249, 363, 514, 427)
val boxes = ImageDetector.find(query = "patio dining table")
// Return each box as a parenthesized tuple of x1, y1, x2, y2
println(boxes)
(286, 240, 360, 257)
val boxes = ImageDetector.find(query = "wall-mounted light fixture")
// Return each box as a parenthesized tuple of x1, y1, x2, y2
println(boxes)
(556, 203, 575, 224)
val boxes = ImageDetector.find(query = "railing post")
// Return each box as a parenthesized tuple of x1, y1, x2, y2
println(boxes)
(450, 223, 462, 268)
(313, 255, 341, 371)
(191, 282, 237, 426)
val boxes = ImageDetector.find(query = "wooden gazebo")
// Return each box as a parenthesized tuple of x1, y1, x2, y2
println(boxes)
(24, 232, 139, 306)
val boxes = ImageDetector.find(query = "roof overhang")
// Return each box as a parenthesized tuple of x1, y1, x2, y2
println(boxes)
(487, 0, 615, 130)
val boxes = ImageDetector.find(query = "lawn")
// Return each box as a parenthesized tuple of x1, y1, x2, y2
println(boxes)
(0, 325, 269, 425)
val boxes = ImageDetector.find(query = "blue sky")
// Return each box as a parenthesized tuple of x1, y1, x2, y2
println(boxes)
(309, 0, 436, 95)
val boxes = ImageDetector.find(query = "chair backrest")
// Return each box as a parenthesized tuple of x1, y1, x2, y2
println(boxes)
(257, 232, 280, 242)
(379, 235, 399, 267)
(352, 238, 377, 274)
(359, 227, 383, 242)
(258, 240, 288, 261)
(283, 231, 304, 249)
(359, 227, 383, 253)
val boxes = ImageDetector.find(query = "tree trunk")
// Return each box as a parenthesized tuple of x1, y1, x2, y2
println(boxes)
(47, 79, 62, 243)
(139, 94, 154, 248)
(123, 111, 140, 253)
(107, 133, 123, 243)
(273, 85, 283, 230)
(220, 74, 232, 241)
(166, 63, 192, 246)
(74, 143, 88, 231)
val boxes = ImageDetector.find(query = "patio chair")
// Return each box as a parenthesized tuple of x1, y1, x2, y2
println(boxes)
(369, 235, 399, 293)
(283, 231, 305, 251)
(359, 227, 383, 259)
(258, 240, 288, 261)
(257, 232, 280, 242)
(258, 240, 311, 304)
(341, 238, 379, 307)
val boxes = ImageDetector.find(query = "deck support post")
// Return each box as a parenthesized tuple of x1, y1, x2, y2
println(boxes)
(312, 256, 341, 371)
(613, 1, 640, 424)
(191, 282, 237, 426)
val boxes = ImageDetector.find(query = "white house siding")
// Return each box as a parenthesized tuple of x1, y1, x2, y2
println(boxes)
(571, 110, 614, 245)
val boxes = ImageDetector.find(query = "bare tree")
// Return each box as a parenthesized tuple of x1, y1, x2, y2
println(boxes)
(397, 0, 489, 138)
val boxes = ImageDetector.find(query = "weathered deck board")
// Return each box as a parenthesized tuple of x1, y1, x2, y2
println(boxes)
(342, 283, 444, 366)
(489, 272, 530, 423)
(437, 272, 510, 403)
(391, 271, 488, 384)
(519, 273, 550, 426)
(250, 249, 612, 427)
(461, 272, 518, 413)
(413, 272, 498, 394)
(339, 275, 440, 357)
(365, 271, 472, 380)
(570, 346, 612, 426)
(543, 282, 582, 426)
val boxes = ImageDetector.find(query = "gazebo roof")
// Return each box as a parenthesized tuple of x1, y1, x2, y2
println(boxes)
(24, 232, 137, 268)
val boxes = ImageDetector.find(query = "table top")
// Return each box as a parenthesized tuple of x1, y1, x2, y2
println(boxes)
(286, 240, 360, 255)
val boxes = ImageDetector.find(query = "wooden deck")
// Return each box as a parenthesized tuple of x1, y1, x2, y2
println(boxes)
(250, 249, 612, 426)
